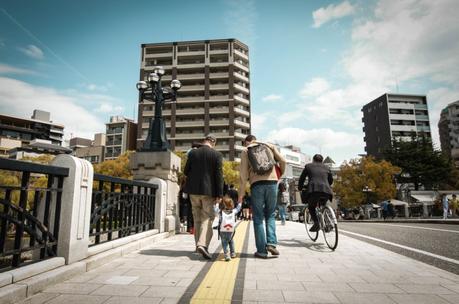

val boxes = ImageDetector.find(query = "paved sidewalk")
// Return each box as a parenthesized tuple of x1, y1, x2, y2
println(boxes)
(15, 221, 459, 304)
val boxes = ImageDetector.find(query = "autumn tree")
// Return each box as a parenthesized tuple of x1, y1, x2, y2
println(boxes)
(222, 161, 240, 187)
(93, 151, 133, 179)
(333, 157, 400, 208)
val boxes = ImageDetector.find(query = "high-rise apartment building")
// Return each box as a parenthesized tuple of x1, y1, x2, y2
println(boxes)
(438, 100, 459, 166)
(105, 116, 137, 160)
(70, 133, 106, 164)
(362, 93, 431, 158)
(138, 38, 251, 160)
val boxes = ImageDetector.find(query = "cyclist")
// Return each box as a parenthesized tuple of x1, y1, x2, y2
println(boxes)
(298, 154, 333, 232)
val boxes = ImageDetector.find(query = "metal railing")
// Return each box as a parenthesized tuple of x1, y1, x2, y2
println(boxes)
(89, 174, 158, 246)
(0, 158, 68, 271)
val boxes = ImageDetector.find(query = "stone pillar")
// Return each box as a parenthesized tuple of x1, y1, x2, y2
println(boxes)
(51, 155, 93, 264)
(129, 151, 181, 234)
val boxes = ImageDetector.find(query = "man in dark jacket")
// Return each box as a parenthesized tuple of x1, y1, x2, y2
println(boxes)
(298, 154, 333, 232)
(184, 134, 223, 259)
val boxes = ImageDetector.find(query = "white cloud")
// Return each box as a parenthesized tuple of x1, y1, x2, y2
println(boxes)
(84, 82, 113, 92)
(266, 127, 363, 164)
(18, 44, 44, 60)
(251, 112, 270, 135)
(0, 77, 107, 139)
(262, 94, 282, 102)
(96, 102, 124, 114)
(312, 1, 356, 28)
(299, 77, 330, 97)
(0, 63, 38, 75)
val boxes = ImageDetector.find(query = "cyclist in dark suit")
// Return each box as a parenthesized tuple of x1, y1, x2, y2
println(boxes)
(298, 154, 333, 232)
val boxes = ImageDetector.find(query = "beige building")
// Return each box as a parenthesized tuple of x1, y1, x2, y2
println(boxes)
(71, 133, 106, 164)
(138, 38, 251, 160)
(105, 116, 137, 160)
(439, 100, 459, 166)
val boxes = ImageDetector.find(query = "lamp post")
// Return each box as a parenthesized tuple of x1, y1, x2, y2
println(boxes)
(362, 185, 372, 205)
(136, 66, 181, 152)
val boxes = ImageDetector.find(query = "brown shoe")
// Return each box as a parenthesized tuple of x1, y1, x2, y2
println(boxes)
(197, 246, 212, 260)
(266, 245, 279, 256)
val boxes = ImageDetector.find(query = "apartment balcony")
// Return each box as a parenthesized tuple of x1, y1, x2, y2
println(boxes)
(209, 119, 230, 126)
(209, 49, 228, 55)
(209, 95, 230, 101)
(209, 84, 229, 90)
(213, 132, 231, 138)
(388, 102, 414, 110)
(144, 52, 173, 59)
(173, 133, 205, 140)
(234, 131, 246, 139)
(141, 122, 150, 129)
(178, 73, 205, 80)
(234, 49, 249, 61)
(417, 126, 431, 132)
(176, 108, 205, 115)
(234, 95, 250, 106)
(175, 120, 204, 128)
(177, 63, 205, 69)
(233, 72, 249, 83)
(393, 136, 413, 142)
(177, 96, 204, 103)
(415, 115, 429, 121)
(209, 107, 229, 115)
(414, 104, 428, 110)
(177, 50, 205, 56)
(389, 114, 415, 120)
(174, 145, 191, 151)
(50, 128, 64, 135)
(209, 72, 229, 79)
(391, 125, 417, 132)
(143, 64, 173, 71)
(214, 145, 230, 151)
(180, 84, 205, 92)
(234, 61, 249, 73)
(209, 62, 229, 68)
(234, 119, 250, 129)
(142, 110, 154, 117)
(234, 144, 245, 151)
(234, 107, 250, 117)
(163, 110, 171, 116)
(234, 83, 250, 94)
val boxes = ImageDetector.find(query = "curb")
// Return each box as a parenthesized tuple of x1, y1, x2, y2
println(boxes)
(339, 219, 459, 225)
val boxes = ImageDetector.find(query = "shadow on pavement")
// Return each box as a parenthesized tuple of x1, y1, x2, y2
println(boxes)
(139, 248, 205, 261)
(277, 239, 331, 252)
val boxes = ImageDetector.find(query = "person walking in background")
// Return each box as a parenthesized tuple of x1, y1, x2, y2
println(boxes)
(298, 154, 333, 232)
(442, 194, 450, 219)
(184, 134, 223, 259)
(238, 135, 286, 258)
(277, 181, 289, 225)
(242, 192, 251, 220)
(451, 194, 458, 217)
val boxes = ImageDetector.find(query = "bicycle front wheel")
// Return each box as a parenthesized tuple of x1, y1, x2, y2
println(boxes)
(322, 207, 338, 250)
(304, 208, 318, 242)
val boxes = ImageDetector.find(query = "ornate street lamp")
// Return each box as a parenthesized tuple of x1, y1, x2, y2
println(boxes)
(136, 66, 181, 151)
(362, 185, 372, 205)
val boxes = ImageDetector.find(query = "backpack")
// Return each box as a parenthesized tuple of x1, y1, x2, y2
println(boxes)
(220, 210, 236, 232)
(247, 144, 275, 175)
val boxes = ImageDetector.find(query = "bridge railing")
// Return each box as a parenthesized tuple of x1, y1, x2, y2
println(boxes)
(0, 158, 69, 271)
(90, 174, 158, 246)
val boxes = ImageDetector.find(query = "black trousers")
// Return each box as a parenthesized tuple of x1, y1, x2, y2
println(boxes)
(301, 191, 332, 224)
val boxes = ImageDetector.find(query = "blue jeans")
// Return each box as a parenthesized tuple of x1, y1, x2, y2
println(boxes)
(251, 182, 278, 254)
(220, 232, 235, 255)
(278, 204, 287, 222)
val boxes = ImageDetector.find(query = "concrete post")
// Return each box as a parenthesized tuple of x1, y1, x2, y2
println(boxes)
(51, 155, 93, 264)
(129, 151, 181, 234)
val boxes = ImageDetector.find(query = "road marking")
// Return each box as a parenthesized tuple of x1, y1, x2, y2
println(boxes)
(191, 220, 249, 304)
(340, 229, 459, 266)
(368, 223, 459, 234)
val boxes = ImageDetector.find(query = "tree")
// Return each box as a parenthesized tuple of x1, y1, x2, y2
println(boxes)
(333, 157, 400, 208)
(222, 161, 240, 187)
(93, 151, 133, 179)
(384, 136, 450, 190)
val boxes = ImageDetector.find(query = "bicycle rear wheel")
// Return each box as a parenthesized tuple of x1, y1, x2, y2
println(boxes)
(322, 206, 338, 250)
(304, 208, 318, 241)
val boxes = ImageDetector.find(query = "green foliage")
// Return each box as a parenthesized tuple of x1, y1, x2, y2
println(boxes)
(94, 151, 133, 179)
(222, 161, 240, 187)
(333, 157, 400, 208)
(384, 136, 450, 190)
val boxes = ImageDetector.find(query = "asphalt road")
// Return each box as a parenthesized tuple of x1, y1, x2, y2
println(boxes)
(339, 222, 459, 275)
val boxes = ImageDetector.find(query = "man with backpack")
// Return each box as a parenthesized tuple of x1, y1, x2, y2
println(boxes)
(238, 135, 286, 258)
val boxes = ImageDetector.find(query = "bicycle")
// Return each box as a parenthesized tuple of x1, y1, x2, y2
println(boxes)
(303, 196, 339, 250)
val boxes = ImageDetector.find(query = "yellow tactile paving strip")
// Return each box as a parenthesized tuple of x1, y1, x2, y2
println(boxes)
(191, 220, 249, 304)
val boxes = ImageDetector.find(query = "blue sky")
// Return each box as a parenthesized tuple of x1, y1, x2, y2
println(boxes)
(1, 0, 458, 164)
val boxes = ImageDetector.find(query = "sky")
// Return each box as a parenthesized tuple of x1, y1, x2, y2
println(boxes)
(0, 0, 458, 165)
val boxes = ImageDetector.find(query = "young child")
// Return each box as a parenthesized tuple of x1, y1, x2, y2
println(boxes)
(216, 196, 242, 261)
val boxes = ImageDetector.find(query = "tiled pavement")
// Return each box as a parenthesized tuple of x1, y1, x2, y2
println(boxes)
(15, 221, 459, 304)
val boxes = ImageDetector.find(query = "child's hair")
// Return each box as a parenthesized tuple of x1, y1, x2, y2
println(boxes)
(222, 196, 234, 210)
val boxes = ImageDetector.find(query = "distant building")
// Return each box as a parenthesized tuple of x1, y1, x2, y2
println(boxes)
(0, 110, 65, 149)
(438, 100, 459, 166)
(71, 133, 106, 164)
(362, 93, 431, 158)
(0, 138, 21, 158)
(105, 116, 137, 160)
(275, 145, 310, 179)
(138, 38, 251, 160)
(9, 139, 72, 160)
